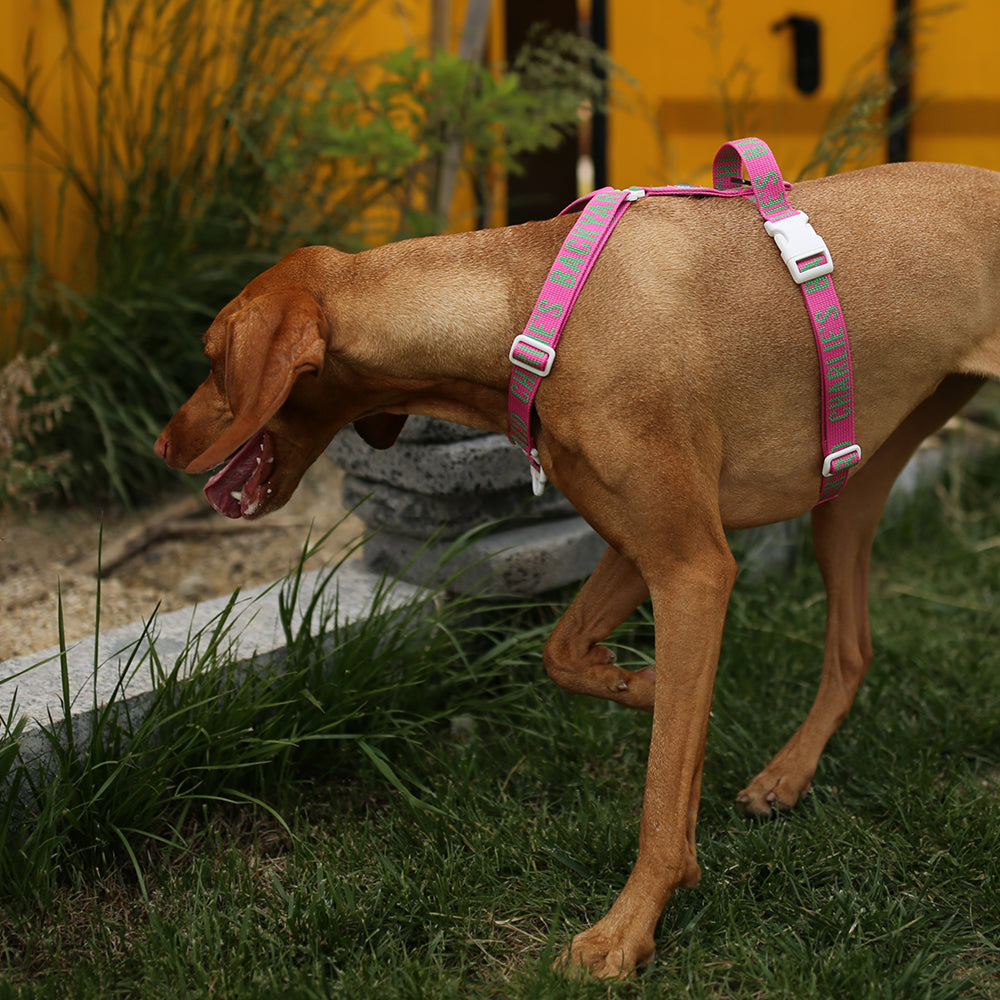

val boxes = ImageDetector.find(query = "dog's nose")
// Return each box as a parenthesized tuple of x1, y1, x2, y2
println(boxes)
(154, 432, 169, 461)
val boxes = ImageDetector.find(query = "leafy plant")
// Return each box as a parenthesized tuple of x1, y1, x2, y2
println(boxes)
(0, 0, 611, 508)
(0, 348, 70, 511)
(298, 30, 612, 237)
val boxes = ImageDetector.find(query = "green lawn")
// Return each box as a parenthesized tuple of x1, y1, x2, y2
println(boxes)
(2, 464, 999, 999)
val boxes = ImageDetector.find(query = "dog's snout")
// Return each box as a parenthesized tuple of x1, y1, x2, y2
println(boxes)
(153, 431, 169, 462)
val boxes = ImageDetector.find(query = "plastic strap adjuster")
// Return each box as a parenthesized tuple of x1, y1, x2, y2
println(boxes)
(822, 443, 862, 478)
(529, 448, 548, 496)
(509, 334, 556, 377)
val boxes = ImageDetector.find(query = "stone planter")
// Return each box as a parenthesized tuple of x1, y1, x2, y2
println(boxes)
(327, 418, 606, 594)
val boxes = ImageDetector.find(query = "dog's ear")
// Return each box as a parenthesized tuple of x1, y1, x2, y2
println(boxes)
(354, 414, 408, 449)
(224, 289, 328, 420)
(188, 290, 329, 471)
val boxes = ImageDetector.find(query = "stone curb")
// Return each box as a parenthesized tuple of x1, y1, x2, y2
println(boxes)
(0, 562, 425, 769)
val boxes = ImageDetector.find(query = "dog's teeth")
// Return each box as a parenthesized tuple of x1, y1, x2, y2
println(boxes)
(230, 491, 243, 502)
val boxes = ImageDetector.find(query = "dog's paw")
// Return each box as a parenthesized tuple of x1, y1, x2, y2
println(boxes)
(545, 643, 656, 711)
(557, 925, 655, 980)
(736, 772, 811, 817)
(613, 663, 656, 711)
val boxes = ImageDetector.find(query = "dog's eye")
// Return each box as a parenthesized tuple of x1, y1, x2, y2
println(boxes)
(203, 335, 227, 375)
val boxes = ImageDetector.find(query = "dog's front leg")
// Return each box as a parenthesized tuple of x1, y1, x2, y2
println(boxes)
(562, 541, 737, 979)
(543, 546, 654, 710)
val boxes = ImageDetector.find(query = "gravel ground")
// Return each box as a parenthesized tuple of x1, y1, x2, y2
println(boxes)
(0, 459, 363, 662)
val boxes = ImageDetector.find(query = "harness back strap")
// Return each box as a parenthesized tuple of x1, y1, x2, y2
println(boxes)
(506, 136, 861, 503)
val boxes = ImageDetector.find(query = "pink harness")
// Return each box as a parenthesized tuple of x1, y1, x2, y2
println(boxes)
(506, 136, 861, 503)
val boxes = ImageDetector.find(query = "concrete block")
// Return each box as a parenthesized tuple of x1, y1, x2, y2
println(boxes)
(397, 416, 490, 444)
(361, 516, 607, 596)
(342, 474, 576, 538)
(328, 427, 529, 496)
(735, 518, 803, 577)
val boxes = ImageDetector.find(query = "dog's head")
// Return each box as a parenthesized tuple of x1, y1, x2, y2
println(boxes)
(155, 251, 407, 518)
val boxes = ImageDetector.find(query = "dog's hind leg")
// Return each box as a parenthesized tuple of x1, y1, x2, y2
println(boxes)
(543, 546, 656, 711)
(737, 373, 986, 816)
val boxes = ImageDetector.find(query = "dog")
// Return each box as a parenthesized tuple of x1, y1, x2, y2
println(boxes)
(155, 157, 1000, 978)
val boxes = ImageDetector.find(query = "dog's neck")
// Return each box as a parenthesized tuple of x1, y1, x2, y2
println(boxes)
(322, 222, 567, 434)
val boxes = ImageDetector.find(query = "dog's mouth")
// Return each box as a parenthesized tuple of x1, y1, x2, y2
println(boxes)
(203, 430, 275, 519)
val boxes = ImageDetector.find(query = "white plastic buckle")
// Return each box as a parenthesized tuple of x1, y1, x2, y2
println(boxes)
(529, 449, 548, 496)
(763, 211, 834, 285)
(822, 443, 862, 478)
(509, 334, 556, 377)
(625, 186, 647, 201)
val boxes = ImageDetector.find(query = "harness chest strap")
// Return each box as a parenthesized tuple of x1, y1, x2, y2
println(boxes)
(507, 184, 642, 495)
(506, 135, 862, 504)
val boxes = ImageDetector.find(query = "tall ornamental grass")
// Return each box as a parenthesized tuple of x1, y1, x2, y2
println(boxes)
(0, 527, 546, 907)
(0, 0, 610, 507)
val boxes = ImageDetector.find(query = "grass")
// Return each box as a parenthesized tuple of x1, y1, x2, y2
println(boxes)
(2, 462, 1000, 997)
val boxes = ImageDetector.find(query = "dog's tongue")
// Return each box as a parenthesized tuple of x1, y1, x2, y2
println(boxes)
(204, 431, 274, 518)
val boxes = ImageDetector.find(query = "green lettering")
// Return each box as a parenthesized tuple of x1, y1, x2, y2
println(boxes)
(564, 238, 593, 256)
(508, 411, 530, 442)
(803, 275, 831, 293)
(510, 371, 533, 405)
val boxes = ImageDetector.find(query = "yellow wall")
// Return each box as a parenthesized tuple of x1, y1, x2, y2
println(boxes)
(606, 0, 1000, 187)
(908, 1, 1000, 166)
(0, 3, 104, 290)
(0, 0, 501, 355)
(0, 1, 426, 304)
(3, 0, 998, 344)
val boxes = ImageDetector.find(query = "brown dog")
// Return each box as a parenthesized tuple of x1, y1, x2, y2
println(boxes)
(156, 160, 1000, 978)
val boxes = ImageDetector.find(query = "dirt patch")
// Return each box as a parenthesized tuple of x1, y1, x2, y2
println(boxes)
(0, 460, 364, 662)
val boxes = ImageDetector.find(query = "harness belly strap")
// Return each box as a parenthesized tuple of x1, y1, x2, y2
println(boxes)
(506, 135, 861, 504)
(712, 138, 861, 502)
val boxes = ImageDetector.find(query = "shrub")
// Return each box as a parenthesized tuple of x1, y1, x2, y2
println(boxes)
(0, 348, 70, 512)
(0, 0, 610, 507)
